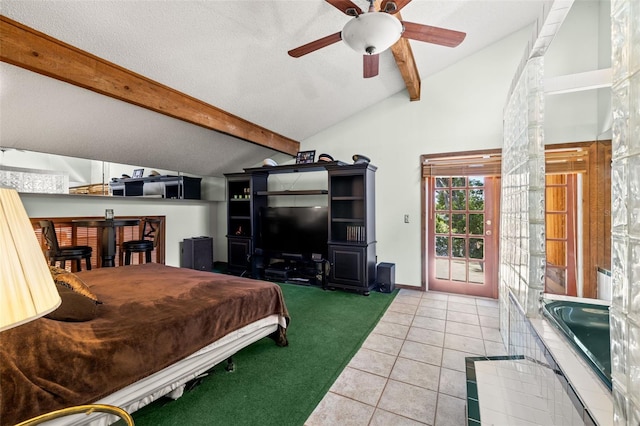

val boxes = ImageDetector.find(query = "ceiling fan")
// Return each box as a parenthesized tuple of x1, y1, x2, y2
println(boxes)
(288, 0, 466, 78)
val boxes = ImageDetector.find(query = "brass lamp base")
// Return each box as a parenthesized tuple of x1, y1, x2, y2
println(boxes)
(15, 404, 134, 426)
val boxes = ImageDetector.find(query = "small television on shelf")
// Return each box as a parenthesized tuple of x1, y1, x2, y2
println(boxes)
(260, 206, 328, 259)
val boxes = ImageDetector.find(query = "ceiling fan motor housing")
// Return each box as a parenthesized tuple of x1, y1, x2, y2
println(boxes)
(342, 12, 403, 55)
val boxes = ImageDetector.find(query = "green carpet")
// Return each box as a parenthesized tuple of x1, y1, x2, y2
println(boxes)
(126, 283, 397, 426)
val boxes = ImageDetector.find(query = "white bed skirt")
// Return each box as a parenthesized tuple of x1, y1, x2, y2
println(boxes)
(41, 314, 287, 426)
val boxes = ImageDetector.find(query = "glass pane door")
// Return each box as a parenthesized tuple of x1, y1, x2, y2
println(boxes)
(428, 176, 499, 298)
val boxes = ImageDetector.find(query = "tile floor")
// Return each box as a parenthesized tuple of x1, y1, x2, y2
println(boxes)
(305, 288, 507, 426)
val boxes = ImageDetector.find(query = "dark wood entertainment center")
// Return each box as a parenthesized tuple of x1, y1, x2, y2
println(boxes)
(225, 161, 377, 294)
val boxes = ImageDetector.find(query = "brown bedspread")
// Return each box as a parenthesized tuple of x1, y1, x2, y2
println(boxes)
(0, 264, 289, 425)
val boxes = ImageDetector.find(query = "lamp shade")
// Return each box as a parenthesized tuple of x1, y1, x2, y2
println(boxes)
(0, 187, 60, 332)
(342, 12, 403, 55)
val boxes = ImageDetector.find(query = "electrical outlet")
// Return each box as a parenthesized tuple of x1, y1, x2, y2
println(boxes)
(404, 214, 409, 223)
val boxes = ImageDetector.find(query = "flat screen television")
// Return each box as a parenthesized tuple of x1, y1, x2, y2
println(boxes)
(260, 206, 328, 259)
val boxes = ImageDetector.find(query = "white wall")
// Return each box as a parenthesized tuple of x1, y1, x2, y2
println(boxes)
(20, 193, 219, 267)
(302, 26, 535, 287)
(299, 1, 611, 288)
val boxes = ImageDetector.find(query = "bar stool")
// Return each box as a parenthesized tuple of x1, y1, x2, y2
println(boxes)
(123, 217, 162, 265)
(39, 220, 92, 271)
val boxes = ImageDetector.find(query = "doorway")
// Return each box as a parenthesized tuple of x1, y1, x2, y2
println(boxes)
(426, 175, 500, 298)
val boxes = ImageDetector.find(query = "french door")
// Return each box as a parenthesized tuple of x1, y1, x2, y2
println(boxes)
(427, 176, 500, 298)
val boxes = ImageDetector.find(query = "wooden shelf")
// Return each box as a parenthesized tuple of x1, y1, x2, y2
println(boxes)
(256, 190, 328, 196)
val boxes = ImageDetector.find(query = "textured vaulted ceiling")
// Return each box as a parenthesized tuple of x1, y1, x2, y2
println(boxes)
(0, 0, 547, 176)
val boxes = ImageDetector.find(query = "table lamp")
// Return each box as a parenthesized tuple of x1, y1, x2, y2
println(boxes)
(0, 187, 134, 425)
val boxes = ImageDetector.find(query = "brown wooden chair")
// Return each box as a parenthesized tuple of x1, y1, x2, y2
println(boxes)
(122, 217, 162, 265)
(39, 220, 92, 271)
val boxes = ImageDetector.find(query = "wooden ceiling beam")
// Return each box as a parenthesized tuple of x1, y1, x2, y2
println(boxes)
(374, 1, 421, 101)
(0, 16, 300, 156)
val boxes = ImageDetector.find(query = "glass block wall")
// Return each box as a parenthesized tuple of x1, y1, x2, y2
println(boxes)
(499, 56, 546, 343)
(610, 0, 640, 424)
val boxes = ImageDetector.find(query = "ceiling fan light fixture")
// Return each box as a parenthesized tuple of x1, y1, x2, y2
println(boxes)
(342, 12, 403, 55)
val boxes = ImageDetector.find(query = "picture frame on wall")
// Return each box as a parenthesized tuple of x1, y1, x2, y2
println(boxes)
(132, 168, 144, 178)
(296, 150, 316, 164)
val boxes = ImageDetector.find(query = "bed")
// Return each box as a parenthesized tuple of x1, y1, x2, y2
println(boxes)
(0, 263, 289, 426)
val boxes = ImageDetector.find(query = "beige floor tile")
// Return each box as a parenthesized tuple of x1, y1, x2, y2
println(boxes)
(377, 379, 438, 424)
(348, 348, 397, 378)
(434, 394, 467, 426)
(419, 298, 448, 309)
(330, 366, 387, 406)
(476, 298, 499, 308)
(479, 314, 500, 329)
(372, 320, 410, 340)
(477, 306, 499, 318)
(412, 315, 446, 332)
(390, 357, 441, 391)
(370, 409, 428, 425)
(445, 321, 482, 339)
(446, 301, 478, 314)
(481, 326, 505, 343)
(305, 392, 375, 426)
(381, 310, 414, 326)
(398, 289, 423, 299)
(395, 294, 422, 305)
(484, 340, 508, 356)
(438, 367, 467, 399)
(406, 326, 445, 347)
(446, 310, 480, 325)
(415, 306, 447, 320)
(441, 348, 482, 372)
(389, 301, 419, 315)
(362, 333, 404, 356)
(444, 333, 485, 355)
(399, 340, 443, 366)
(422, 291, 449, 301)
(447, 295, 477, 305)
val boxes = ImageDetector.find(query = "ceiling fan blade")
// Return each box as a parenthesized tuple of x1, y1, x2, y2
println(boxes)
(288, 32, 343, 58)
(363, 54, 379, 78)
(380, 0, 412, 14)
(325, 0, 363, 16)
(401, 21, 466, 47)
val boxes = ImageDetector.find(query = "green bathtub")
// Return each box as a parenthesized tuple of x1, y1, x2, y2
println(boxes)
(541, 300, 611, 390)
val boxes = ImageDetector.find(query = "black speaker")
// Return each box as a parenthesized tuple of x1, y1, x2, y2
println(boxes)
(182, 237, 214, 271)
(377, 262, 396, 293)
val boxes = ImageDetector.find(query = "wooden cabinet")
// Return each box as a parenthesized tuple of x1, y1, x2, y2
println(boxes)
(225, 173, 267, 275)
(225, 162, 376, 294)
(327, 163, 377, 294)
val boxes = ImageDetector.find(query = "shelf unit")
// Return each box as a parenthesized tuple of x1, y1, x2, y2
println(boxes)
(224, 172, 267, 275)
(225, 161, 376, 294)
(326, 163, 377, 294)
